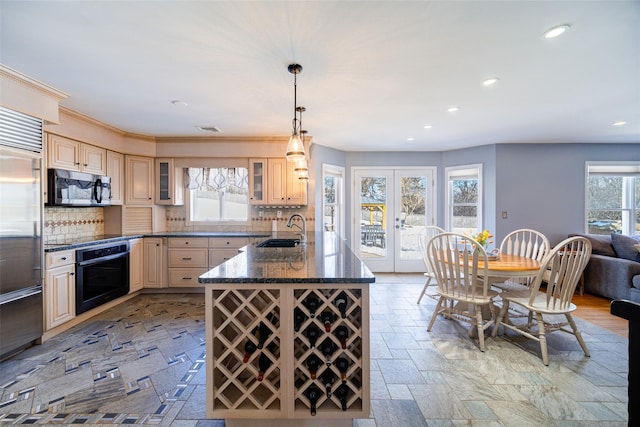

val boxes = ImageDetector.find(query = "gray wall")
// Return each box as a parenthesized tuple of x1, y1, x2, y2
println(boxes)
(312, 142, 639, 250)
(496, 143, 640, 245)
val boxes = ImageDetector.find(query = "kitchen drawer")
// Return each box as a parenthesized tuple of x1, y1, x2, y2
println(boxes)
(209, 248, 241, 268)
(208, 237, 249, 248)
(168, 268, 206, 287)
(168, 238, 208, 248)
(168, 249, 208, 268)
(46, 250, 75, 268)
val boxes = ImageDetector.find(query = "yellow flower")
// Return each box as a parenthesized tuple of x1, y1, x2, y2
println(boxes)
(467, 229, 493, 247)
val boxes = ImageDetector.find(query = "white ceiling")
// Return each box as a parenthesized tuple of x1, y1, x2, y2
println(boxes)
(1, 1, 638, 152)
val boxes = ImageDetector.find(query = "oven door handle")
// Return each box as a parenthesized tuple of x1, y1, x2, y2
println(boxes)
(77, 251, 128, 267)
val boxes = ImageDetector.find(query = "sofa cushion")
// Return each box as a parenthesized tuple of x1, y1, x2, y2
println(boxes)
(611, 233, 640, 262)
(569, 233, 617, 257)
(633, 275, 640, 290)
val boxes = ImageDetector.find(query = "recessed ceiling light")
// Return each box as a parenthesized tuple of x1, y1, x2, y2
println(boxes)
(407, 137, 415, 142)
(197, 126, 222, 133)
(424, 125, 433, 129)
(544, 24, 571, 39)
(447, 106, 459, 113)
(482, 77, 499, 86)
(612, 121, 627, 126)
(171, 100, 188, 107)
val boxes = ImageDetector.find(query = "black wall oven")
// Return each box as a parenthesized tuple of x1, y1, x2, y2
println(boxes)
(76, 242, 129, 314)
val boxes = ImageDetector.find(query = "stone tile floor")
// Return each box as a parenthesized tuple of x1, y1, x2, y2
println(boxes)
(0, 274, 629, 426)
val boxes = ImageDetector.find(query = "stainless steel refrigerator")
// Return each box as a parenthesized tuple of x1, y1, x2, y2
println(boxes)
(0, 112, 44, 360)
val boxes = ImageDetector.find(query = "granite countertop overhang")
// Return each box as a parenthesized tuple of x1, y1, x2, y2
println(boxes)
(199, 231, 375, 284)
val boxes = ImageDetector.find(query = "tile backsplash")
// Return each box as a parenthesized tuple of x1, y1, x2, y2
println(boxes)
(43, 204, 315, 243)
(165, 205, 315, 233)
(44, 207, 104, 244)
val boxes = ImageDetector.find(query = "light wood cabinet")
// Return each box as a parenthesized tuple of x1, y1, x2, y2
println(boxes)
(208, 237, 248, 268)
(125, 155, 154, 205)
(267, 158, 287, 205)
(155, 158, 184, 205)
(248, 158, 267, 205)
(44, 249, 76, 330)
(168, 238, 209, 287)
(47, 134, 106, 175)
(286, 159, 308, 205)
(129, 238, 143, 293)
(166, 237, 248, 287)
(106, 150, 124, 205)
(249, 158, 307, 206)
(143, 238, 165, 288)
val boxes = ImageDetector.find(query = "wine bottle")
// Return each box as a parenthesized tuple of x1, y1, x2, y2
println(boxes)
(305, 354, 322, 379)
(255, 321, 271, 349)
(319, 338, 336, 366)
(243, 339, 257, 363)
(334, 291, 348, 318)
(334, 325, 349, 349)
(334, 383, 349, 411)
(294, 307, 307, 332)
(304, 295, 320, 318)
(305, 325, 321, 349)
(320, 369, 336, 398)
(305, 386, 321, 416)
(257, 352, 271, 381)
(335, 357, 349, 383)
(320, 310, 335, 332)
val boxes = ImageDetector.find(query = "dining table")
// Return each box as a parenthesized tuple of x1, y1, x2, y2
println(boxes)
(476, 252, 542, 280)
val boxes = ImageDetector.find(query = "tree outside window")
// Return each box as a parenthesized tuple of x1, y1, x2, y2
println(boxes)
(586, 162, 640, 235)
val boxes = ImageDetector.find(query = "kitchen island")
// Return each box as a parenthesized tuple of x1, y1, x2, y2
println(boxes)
(199, 232, 374, 427)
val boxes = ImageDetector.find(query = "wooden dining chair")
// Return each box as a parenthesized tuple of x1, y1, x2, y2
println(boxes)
(426, 232, 498, 351)
(491, 236, 592, 365)
(416, 225, 446, 304)
(492, 228, 550, 292)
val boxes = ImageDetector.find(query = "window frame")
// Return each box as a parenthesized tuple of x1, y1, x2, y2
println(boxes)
(184, 165, 251, 227)
(585, 161, 640, 236)
(445, 164, 483, 234)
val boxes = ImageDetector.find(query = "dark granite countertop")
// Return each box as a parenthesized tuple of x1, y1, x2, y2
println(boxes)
(43, 231, 272, 252)
(199, 232, 375, 284)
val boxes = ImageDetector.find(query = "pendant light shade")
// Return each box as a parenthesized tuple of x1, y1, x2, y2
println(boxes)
(285, 63, 306, 162)
(286, 133, 305, 162)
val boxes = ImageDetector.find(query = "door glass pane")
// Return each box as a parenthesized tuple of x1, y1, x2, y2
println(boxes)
(360, 176, 387, 259)
(324, 176, 337, 232)
(399, 176, 427, 261)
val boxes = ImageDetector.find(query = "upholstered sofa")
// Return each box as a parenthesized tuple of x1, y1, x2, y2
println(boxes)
(569, 233, 640, 303)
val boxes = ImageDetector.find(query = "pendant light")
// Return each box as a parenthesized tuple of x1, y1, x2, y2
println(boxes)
(294, 106, 309, 179)
(285, 63, 306, 162)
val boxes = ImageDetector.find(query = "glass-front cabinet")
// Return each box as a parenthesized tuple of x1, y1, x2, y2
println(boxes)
(249, 158, 267, 205)
(155, 158, 183, 205)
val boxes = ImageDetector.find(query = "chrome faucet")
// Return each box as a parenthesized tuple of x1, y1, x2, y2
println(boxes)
(286, 213, 306, 243)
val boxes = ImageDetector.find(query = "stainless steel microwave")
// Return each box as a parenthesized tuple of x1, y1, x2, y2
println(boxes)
(46, 169, 111, 207)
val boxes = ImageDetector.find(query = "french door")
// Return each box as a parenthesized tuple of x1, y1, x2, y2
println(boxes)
(353, 168, 435, 272)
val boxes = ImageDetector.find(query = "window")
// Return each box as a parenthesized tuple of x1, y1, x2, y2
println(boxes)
(586, 162, 640, 235)
(186, 167, 249, 224)
(322, 164, 345, 237)
(445, 164, 482, 234)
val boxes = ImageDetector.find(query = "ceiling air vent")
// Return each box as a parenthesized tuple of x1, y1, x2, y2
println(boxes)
(197, 126, 222, 133)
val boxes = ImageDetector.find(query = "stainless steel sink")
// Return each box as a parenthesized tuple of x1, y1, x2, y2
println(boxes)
(257, 238, 301, 248)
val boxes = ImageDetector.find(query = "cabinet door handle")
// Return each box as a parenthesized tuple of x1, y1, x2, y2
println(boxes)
(182, 257, 192, 260)
(61, 257, 67, 260)
(70, 272, 75, 276)
(182, 277, 192, 280)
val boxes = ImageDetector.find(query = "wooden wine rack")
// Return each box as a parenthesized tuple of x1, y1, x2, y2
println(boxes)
(205, 283, 370, 424)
